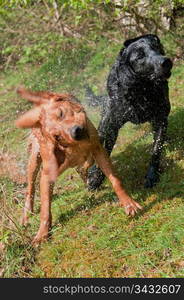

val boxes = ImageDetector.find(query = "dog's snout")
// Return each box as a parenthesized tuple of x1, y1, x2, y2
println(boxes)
(70, 125, 86, 140)
(161, 58, 173, 71)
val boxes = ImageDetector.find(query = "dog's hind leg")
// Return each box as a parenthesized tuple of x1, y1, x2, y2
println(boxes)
(32, 168, 54, 245)
(32, 143, 59, 245)
(21, 137, 41, 226)
(144, 118, 168, 188)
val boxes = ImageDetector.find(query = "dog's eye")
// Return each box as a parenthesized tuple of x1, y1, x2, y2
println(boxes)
(57, 110, 63, 119)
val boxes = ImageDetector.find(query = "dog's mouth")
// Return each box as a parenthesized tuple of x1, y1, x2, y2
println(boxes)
(163, 70, 172, 79)
(149, 69, 172, 81)
(54, 135, 69, 148)
(160, 58, 173, 79)
(54, 127, 89, 148)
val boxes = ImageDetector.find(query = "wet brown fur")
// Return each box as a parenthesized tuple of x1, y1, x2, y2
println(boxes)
(16, 87, 142, 245)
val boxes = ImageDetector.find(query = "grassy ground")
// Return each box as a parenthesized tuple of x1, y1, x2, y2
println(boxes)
(0, 39, 184, 278)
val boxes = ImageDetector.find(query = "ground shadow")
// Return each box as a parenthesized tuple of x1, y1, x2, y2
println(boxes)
(54, 187, 116, 226)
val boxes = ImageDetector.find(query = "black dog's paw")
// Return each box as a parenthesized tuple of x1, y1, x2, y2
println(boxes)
(144, 166, 160, 188)
(87, 165, 105, 191)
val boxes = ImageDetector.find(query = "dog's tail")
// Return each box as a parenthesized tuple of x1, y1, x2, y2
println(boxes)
(84, 85, 106, 107)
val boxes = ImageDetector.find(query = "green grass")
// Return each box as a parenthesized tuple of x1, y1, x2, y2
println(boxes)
(0, 42, 184, 278)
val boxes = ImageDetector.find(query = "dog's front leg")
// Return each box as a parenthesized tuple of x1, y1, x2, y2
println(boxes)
(92, 145, 142, 216)
(145, 119, 168, 188)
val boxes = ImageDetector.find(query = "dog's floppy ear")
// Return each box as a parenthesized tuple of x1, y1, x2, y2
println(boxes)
(17, 87, 50, 105)
(15, 107, 41, 128)
(17, 87, 76, 104)
(124, 34, 161, 48)
(124, 36, 141, 48)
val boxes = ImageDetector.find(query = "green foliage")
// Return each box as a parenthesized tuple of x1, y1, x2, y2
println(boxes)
(0, 0, 183, 71)
(23, 37, 95, 92)
(0, 0, 38, 7)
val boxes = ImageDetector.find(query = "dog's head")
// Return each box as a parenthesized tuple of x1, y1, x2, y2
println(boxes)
(121, 34, 173, 80)
(15, 88, 89, 146)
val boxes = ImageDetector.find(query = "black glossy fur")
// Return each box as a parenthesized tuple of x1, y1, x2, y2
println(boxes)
(88, 34, 173, 189)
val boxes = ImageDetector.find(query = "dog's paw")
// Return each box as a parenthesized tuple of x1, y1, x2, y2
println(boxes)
(20, 214, 31, 227)
(121, 200, 142, 216)
(144, 166, 160, 188)
(87, 165, 105, 191)
(32, 234, 48, 247)
(31, 229, 49, 246)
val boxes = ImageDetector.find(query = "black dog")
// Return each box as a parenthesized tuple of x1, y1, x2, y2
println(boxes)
(88, 34, 173, 190)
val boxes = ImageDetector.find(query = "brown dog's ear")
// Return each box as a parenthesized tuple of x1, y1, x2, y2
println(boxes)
(17, 87, 49, 105)
(17, 87, 75, 104)
(15, 107, 41, 128)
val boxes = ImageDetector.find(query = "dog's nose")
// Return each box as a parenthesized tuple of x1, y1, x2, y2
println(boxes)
(70, 125, 86, 140)
(162, 58, 173, 71)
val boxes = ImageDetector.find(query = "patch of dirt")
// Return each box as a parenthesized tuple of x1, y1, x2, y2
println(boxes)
(0, 151, 26, 184)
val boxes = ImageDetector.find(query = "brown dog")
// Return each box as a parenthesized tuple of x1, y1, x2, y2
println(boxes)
(15, 88, 142, 244)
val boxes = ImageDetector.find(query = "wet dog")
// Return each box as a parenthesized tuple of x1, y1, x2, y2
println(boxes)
(15, 88, 142, 244)
(88, 34, 173, 190)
